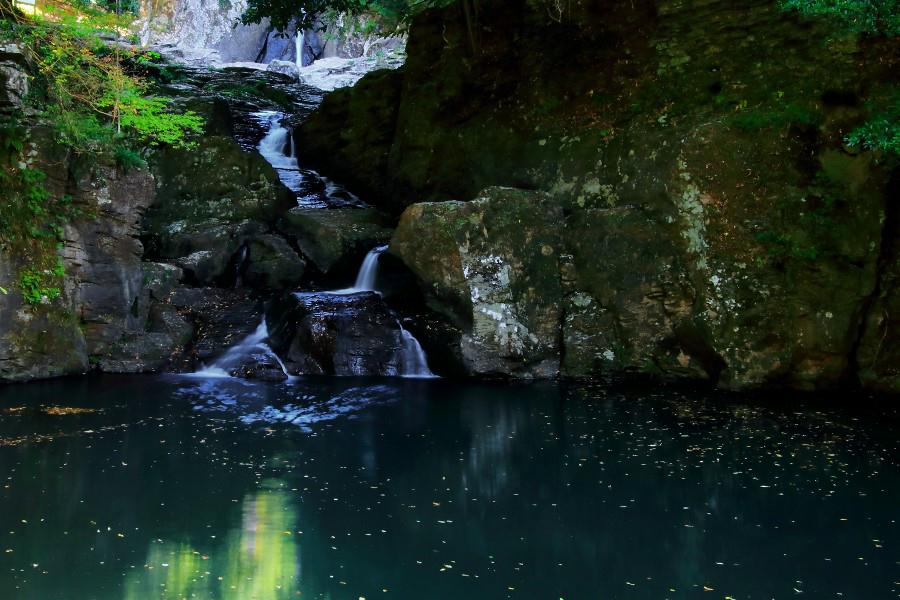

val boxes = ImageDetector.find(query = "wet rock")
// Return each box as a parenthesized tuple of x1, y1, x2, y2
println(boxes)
(391, 187, 564, 378)
(268, 292, 403, 376)
(229, 350, 289, 382)
(279, 207, 393, 275)
(243, 234, 306, 290)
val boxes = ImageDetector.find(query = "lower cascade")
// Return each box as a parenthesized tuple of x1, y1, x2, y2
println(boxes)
(255, 110, 363, 208)
(195, 320, 293, 381)
(398, 324, 436, 378)
(195, 246, 435, 380)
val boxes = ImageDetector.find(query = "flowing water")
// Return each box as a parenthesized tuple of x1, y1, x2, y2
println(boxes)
(328, 244, 388, 295)
(398, 325, 436, 378)
(0, 376, 896, 599)
(195, 320, 291, 380)
(254, 111, 364, 209)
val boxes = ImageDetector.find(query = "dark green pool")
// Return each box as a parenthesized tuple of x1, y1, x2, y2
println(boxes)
(0, 376, 897, 599)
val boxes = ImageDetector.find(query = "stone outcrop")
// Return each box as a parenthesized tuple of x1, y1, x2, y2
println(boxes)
(390, 188, 563, 378)
(279, 207, 393, 276)
(0, 44, 28, 111)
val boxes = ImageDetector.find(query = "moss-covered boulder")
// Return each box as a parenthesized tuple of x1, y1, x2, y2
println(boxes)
(243, 234, 307, 290)
(391, 187, 563, 377)
(144, 134, 295, 253)
(279, 207, 393, 275)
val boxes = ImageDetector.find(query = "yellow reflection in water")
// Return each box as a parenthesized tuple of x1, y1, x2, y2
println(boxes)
(124, 481, 299, 599)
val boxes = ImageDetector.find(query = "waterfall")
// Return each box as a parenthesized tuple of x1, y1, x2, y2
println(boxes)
(398, 324, 436, 378)
(257, 113, 296, 171)
(295, 29, 305, 69)
(194, 319, 292, 380)
(328, 245, 388, 295)
(353, 244, 388, 291)
(234, 244, 248, 288)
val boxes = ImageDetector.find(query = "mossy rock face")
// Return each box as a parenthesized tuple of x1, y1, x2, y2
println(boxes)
(562, 206, 710, 380)
(279, 207, 393, 275)
(243, 234, 307, 290)
(294, 69, 403, 211)
(391, 187, 564, 378)
(0, 251, 87, 381)
(144, 135, 295, 255)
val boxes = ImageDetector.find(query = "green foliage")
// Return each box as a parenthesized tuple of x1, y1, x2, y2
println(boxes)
(0, 127, 78, 306)
(781, 0, 900, 36)
(73, 0, 140, 15)
(845, 89, 900, 155)
(19, 6, 204, 153)
(0, 1, 204, 306)
(112, 94, 205, 148)
(114, 144, 146, 170)
(18, 264, 63, 305)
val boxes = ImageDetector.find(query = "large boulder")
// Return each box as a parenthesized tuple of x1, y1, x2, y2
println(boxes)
(144, 132, 296, 264)
(242, 234, 307, 290)
(390, 187, 564, 378)
(294, 0, 899, 391)
(279, 207, 393, 275)
(268, 292, 404, 376)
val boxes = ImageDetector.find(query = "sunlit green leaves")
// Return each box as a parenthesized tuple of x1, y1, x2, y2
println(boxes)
(781, 0, 900, 36)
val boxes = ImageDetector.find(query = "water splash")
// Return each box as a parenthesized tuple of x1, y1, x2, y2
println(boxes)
(257, 112, 298, 171)
(254, 110, 364, 208)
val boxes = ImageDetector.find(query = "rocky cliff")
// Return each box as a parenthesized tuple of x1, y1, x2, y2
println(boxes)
(296, 0, 900, 391)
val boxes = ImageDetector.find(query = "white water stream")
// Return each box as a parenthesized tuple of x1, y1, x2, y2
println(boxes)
(327, 245, 388, 295)
(194, 319, 293, 380)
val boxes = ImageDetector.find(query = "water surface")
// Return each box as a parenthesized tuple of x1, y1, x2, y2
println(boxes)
(0, 376, 897, 599)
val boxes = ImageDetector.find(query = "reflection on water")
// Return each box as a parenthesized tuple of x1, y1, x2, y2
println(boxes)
(0, 376, 897, 599)
(124, 482, 299, 600)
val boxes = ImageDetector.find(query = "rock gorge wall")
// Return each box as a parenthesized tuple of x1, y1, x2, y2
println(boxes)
(136, 0, 405, 69)
(296, 0, 900, 391)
